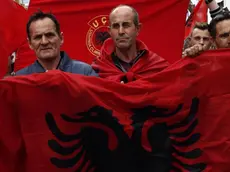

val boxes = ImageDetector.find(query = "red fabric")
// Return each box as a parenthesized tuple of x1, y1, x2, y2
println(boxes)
(0, 47, 8, 79)
(185, 0, 208, 38)
(0, 0, 28, 78)
(15, 41, 36, 72)
(1, 49, 230, 171)
(14, 0, 189, 72)
(92, 38, 169, 82)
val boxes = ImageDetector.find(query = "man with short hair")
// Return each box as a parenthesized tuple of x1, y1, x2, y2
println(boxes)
(189, 22, 212, 50)
(92, 5, 169, 83)
(16, 11, 97, 76)
(209, 10, 230, 49)
(183, 22, 212, 57)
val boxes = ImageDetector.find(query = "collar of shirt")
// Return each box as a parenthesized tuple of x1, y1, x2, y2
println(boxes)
(112, 50, 146, 72)
(35, 51, 69, 73)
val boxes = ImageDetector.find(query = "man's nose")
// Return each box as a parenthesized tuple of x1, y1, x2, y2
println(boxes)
(41, 35, 49, 44)
(199, 38, 204, 45)
(118, 26, 125, 34)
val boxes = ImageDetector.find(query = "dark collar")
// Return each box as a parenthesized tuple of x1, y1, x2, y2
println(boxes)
(58, 51, 72, 71)
(34, 51, 71, 73)
(111, 50, 146, 72)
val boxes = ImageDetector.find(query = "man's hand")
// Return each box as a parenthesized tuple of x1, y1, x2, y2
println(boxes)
(182, 44, 204, 58)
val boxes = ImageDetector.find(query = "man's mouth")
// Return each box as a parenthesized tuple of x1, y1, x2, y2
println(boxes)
(41, 47, 52, 50)
(117, 38, 128, 41)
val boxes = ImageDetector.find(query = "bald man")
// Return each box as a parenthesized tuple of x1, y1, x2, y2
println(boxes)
(92, 5, 169, 83)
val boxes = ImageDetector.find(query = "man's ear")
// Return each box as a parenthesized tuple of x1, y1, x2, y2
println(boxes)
(60, 32, 64, 45)
(136, 23, 142, 35)
(187, 36, 192, 46)
(27, 38, 33, 50)
(183, 36, 192, 50)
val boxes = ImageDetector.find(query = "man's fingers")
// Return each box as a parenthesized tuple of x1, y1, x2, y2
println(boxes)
(197, 44, 204, 52)
(182, 44, 205, 58)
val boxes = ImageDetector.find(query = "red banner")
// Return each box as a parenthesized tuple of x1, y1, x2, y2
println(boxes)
(0, 0, 28, 78)
(185, 0, 208, 38)
(1, 49, 230, 171)
(14, 0, 189, 71)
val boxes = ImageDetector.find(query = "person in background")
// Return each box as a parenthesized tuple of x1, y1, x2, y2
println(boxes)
(182, 0, 229, 57)
(183, 22, 212, 57)
(209, 10, 230, 49)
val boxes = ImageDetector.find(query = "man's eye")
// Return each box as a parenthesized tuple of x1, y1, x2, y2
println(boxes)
(46, 33, 55, 37)
(112, 24, 119, 29)
(194, 37, 201, 41)
(34, 35, 42, 40)
(220, 33, 230, 38)
(123, 23, 130, 28)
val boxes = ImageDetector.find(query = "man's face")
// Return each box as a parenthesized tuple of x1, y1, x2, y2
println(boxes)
(28, 17, 63, 61)
(215, 19, 230, 49)
(190, 28, 212, 50)
(109, 7, 140, 50)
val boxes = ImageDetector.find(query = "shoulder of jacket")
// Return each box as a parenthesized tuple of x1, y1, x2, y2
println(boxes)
(16, 64, 34, 75)
(70, 60, 92, 69)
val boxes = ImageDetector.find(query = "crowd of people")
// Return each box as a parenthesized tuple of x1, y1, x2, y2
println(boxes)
(5, 0, 230, 80)
(183, 0, 230, 57)
(1, 0, 230, 171)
